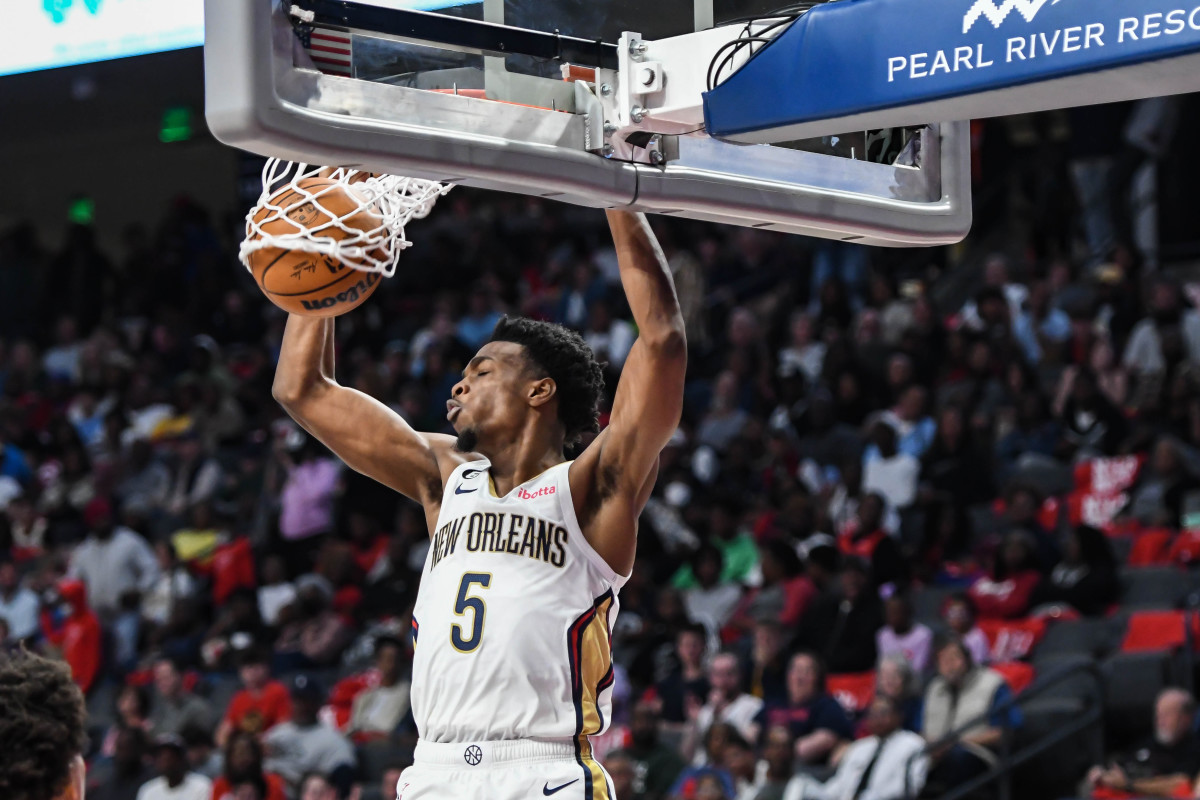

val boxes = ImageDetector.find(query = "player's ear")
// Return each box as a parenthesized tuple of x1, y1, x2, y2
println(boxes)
(56, 755, 86, 800)
(528, 377, 557, 408)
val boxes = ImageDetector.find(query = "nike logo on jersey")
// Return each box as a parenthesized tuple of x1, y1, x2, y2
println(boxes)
(543, 780, 579, 795)
(454, 485, 477, 494)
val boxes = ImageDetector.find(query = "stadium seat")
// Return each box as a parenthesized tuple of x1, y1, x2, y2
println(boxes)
(913, 586, 954, 625)
(991, 661, 1035, 694)
(1013, 696, 1102, 800)
(1101, 651, 1177, 748)
(1119, 566, 1191, 609)
(1033, 617, 1121, 660)
(1108, 535, 1134, 566)
(1027, 653, 1102, 703)
(1126, 530, 1173, 567)
(1120, 610, 1190, 653)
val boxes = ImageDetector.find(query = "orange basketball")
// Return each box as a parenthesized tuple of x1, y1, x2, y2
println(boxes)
(245, 178, 386, 317)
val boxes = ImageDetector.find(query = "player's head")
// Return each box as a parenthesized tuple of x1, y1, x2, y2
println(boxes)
(448, 316, 604, 454)
(0, 651, 88, 800)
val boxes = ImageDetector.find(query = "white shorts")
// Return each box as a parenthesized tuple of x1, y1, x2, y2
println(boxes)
(395, 737, 616, 800)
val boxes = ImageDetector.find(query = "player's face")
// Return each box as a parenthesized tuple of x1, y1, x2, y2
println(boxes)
(448, 341, 546, 452)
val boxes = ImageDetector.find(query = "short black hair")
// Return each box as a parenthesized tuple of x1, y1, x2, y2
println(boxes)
(489, 316, 605, 446)
(0, 651, 87, 800)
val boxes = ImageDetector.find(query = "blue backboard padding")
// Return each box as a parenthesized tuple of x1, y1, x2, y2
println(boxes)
(703, 0, 1200, 137)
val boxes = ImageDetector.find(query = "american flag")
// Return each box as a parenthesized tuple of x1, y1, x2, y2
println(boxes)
(299, 27, 353, 76)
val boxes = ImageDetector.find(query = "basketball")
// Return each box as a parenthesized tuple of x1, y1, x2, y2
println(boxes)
(245, 177, 385, 317)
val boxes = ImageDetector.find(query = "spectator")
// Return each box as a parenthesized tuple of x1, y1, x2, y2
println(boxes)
(941, 594, 990, 665)
(92, 726, 155, 800)
(1057, 368, 1129, 459)
(875, 654, 922, 732)
(136, 735, 212, 800)
(836, 494, 905, 590)
(674, 497, 759, 590)
(681, 546, 743, 635)
(967, 531, 1044, 620)
(796, 560, 883, 673)
(298, 773, 339, 800)
(164, 432, 223, 521)
(725, 541, 815, 639)
(743, 619, 789, 706)
(256, 555, 296, 629)
(613, 700, 688, 800)
(380, 761, 410, 800)
(753, 726, 797, 800)
(1083, 688, 1200, 798)
(874, 385, 937, 460)
(698, 372, 751, 452)
(1033, 525, 1119, 616)
(347, 635, 412, 738)
(262, 675, 355, 791)
(861, 424, 919, 515)
(668, 723, 740, 800)
(215, 647, 292, 747)
(179, 725, 222, 780)
(142, 542, 199, 630)
(876, 593, 933, 674)
(783, 694, 928, 800)
(920, 638, 1022, 789)
(1123, 278, 1200, 378)
(756, 652, 854, 766)
(273, 574, 353, 669)
(1013, 279, 1072, 365)
(100, 685, 154, 759)
(275, 438, 342, 577)
(68, 496, 160, 621)
(116, 437, 171, 519)
(0, 558, 39, 640)
(40, 578, 102, 694)
(1125, 437, 1200, 529)
(655, 623, 710, 725)
(148, 657, 214, 738)
(684, 652, 764, 764)
(606, 751, 640, 800)
(211, 732, 288, 800)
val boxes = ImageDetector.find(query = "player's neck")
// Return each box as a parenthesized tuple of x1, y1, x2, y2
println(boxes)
(482, 430, 564, 497)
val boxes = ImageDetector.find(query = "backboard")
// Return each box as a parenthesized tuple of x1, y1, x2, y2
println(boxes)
(204, 0, 973, 245)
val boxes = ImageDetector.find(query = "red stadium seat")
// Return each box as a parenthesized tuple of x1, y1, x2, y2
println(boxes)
(827, 672, 877, 716)
(991, 661, 1036, 695)
(1127, 529, 1173, 567)
(1120, 610, 1189, 653)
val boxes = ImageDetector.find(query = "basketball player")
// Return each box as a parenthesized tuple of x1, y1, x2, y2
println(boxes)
(0, 650, 89, 800)
(273, 210, 685, 800)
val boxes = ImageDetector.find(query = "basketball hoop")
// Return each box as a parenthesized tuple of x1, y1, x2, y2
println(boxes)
(239, 158, 452, 277)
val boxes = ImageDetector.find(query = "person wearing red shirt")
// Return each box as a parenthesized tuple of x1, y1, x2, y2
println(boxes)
(968, 531, 1044, 619)
(40, 578, 101, 694)
(216, 648, 292, 747)
(837, 493, 906, 588)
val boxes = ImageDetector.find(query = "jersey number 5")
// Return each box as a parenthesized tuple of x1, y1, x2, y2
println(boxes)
(451, 572, 492, 652)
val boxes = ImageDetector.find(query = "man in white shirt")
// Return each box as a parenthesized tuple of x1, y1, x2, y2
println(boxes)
(136, 735, 213, 800)
(263, 675, 356, 792)
(784, 695, 928, 800)
(685, 652, 764, 764)
(0, 560, 39, 640)
(67, 497, 160, 621)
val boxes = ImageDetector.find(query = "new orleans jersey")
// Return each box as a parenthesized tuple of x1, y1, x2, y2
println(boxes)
(410, 459, 628, 746)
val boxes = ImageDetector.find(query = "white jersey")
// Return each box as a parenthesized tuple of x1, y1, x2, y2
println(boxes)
(410, 459, 627, 744)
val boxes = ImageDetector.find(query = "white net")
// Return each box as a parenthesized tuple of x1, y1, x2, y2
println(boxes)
(239, 158, 452, 277)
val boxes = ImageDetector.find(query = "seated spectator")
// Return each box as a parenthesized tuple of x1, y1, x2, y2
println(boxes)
(753, 726, 797, 800)
(796, 560, 883, 673)
(211, 732, 287, 800)
(674, 496, 760, 590)
(668, 723, 741, 800)
(862, 423, 919, 515)
(0, 558, 39, 640)
(874, 385, 937, 460)
(725, 540, 815, 639)
(142, 542, 199, 630)
(179, 725, 222, 780)
(276, 437, 341, 577)
(380, 761, 410, 800)
(91, 726, 155, 800)
(684, 652, 764, 764)
(614, 699, 687, 800)
(756, 652, 854, 766)
(920, 638, 1022, 789)
(743, 619, 789, 706)
(298, 773, 339, 800)
(203, 589, 268, 672)
(257, 555, 296, 629)
(968, 531, 1043, 620)
(724, 730, 762, 800)
(149, 657, 213, 738)
(876, 593, 932, 673)
(1125, 437, 1200, 529)
(655, 623, 710, 724)
(921, 405, 994, 508)
(346, 511, 389, 576)
(1083, 688, 1200, 798)
(783, 694, 928, 800)
(1001, 486, 1061, 571)
(606, 751, 639, 800)
(875, 654, 922, 733)
(68, 496, 160, 622)
(681, 546, 743, 637)
(697, 372, 751, 453)
(40, 578, 101, 694)
(136, 735, 212, 800)
(914, 503, 977, 587)
(836, 494, 905, 589)
(1057, 368, 1128, 460)
(273, 574, 354, 670)
(101, 685, 154, 759)
(347, 635, 412, 739)
(215, 647, 292, 747)
(1033, 525, 1119, 616)
(941, 594, 990, 665)
(262, 675, 355, 791)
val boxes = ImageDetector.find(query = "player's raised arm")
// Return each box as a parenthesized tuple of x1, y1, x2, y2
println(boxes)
(572, 211, 686, 574)
(272, 315, 458, 518)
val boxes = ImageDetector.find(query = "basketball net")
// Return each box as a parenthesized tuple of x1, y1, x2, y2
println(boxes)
(239, 158, 452, 277)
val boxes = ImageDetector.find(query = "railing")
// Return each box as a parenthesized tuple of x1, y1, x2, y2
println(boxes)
(908, 659, 1106, 800)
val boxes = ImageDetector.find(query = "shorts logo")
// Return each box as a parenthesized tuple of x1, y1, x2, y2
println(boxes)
(464, 745, 483, 766)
